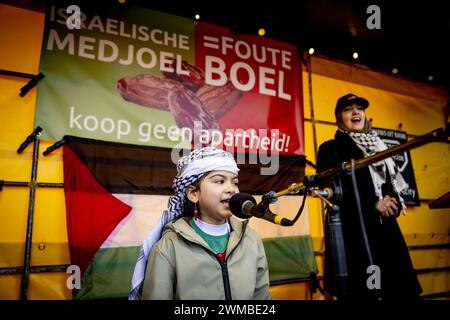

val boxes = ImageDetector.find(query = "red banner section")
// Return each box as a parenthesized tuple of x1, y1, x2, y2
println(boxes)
(195, 22, 304, 155)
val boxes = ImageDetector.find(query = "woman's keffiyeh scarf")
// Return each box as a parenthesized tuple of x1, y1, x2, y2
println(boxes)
(129, 146, 239, 299)
(342, 129, 408, 214)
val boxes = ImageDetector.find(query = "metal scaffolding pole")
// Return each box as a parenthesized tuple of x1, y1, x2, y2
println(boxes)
(19, 136, 39, 300)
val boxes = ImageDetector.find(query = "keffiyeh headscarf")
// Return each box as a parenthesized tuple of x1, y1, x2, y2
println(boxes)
(129, 146, 239, 300)
(339, 128, 408, 214)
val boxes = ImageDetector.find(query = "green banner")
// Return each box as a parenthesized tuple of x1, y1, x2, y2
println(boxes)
(36, 5, 194, 148)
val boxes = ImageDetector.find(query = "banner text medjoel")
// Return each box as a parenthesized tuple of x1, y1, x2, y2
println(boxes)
(48, 6, 190, 72)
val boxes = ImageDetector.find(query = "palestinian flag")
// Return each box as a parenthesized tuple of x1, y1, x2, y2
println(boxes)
(62, 135, 316, 299)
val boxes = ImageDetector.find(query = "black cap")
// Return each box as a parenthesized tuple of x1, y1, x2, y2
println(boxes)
(335, 93, 369, 118)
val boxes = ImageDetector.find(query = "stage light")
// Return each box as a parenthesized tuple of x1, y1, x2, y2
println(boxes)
(308, 48, 315, 55)
(428, 75, 434, 81)
(258, 28, 266, 36)
(353, 52, 359, 59)
(195, 14, 200, 20)
(118, 0, 126, 4)
(392, 68, 398, 74)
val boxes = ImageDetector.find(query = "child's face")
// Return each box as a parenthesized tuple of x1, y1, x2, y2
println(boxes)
(189, 170, 239, 224)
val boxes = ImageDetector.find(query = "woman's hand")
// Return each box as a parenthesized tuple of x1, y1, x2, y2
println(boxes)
(375, 195, 398, 217)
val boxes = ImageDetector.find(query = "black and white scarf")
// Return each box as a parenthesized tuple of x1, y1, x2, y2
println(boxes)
(343, 129, 408, 214)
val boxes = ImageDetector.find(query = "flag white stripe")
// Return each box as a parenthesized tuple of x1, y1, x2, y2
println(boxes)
(101, 194, 310, 249)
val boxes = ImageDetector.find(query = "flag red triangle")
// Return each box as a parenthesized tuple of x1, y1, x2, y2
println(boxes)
(63, 146, 132, 276)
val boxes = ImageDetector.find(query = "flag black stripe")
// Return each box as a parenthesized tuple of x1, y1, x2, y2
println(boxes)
(64, 135, 305, 195)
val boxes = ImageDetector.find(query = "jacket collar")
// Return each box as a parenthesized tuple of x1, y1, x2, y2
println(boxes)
(226, 216, 248, 256)
(334, 130, 365, 160)
(164, 216, 248, 254)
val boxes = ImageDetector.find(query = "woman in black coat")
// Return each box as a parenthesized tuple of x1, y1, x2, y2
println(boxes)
(317, 93, 422, 300)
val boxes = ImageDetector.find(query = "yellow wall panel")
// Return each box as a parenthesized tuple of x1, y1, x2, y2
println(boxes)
(28, 273, 72, 300)
(0, 77, 38, 157)
(314, 123, 338, 150)
(410, 142, 450, 200)
(0, 275, 20, 300)
(270, 281, 325, 300)
(32, 189, 67, 243)
(0, 188, 29, 244)
(302, 71, 312, 119)
(307, 70, 446, 135)
(0, 4, 43, 155)
(418, 272, 449, 296)
(30, 242, 70, 268)
(30, 188, 69, 266)
(303, 121, 316, 164)
(404, 233, 449, 247)
(0, 148, 33, 182)
(307, 198, 324, 239)
(36, 144, 63, 183)
(410, 249, 450, 270)
(314, 255, 324, 276)
(397, 204, 450, 235)
(0, 243, 24, 268)
(0, 4, 44, 73)
(303, 121, 336, 166)
(311, 236, 325, 253)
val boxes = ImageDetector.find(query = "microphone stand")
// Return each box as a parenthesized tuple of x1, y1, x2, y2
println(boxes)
(258, 125, 448, 300)
(311, 183, 348, 300)
(309, 124, 449, 187)
(263, 125, 448, 199)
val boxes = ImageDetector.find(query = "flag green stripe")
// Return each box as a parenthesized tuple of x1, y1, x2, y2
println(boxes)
(76, 236, 316, 299)
(263, 235, 317, 283)
(75, 246, 140, 299)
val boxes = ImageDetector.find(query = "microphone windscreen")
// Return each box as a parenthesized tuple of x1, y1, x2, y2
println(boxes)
(229, 193, 256, 219)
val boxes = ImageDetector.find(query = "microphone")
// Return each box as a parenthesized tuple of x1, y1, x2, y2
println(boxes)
(229, 193, 293, 226)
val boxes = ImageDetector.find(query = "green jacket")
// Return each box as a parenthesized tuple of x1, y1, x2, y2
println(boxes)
(141, 216, 272, 300)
